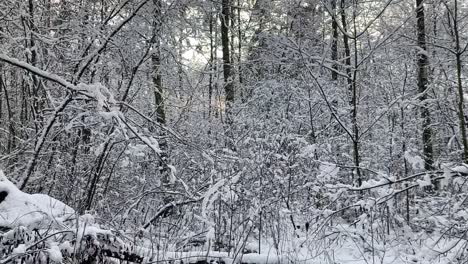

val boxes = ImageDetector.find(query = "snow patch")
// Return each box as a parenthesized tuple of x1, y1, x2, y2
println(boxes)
(318, 163, 339, 181)
(404, 151, 424, 171)
(12, 244, 26, 254)
(0, 173, 75, 229)
(47, 243, 63, 262)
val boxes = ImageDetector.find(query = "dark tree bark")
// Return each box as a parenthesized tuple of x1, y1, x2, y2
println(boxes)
(416, 0, 434, 170)
(208, 9, 215, 118)
(451, 0, 468, 163)
(221, 0, 236, 149)
(341, 0, 361, 186)
(221, 0, 234, 124)
(331, 0, 339, 81)
(340, 0, 352, 90)
(151, 0, 169, 179)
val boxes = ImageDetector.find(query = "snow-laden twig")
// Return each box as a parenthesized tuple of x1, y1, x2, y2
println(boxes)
(0, 53, 114, 102)
(0, 53, 83, 94)
(142, 198, 202, 229)
(348, 171, 444, 191)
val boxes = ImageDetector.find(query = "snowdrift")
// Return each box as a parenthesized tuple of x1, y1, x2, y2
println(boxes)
(0, 171, 75, 229)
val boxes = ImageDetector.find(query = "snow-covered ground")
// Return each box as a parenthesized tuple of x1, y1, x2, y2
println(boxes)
(0, 170, 75, 229)
(1, 168, 466, 264)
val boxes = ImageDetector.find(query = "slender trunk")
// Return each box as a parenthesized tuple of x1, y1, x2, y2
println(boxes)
(152, 0, 169, 179)
(177, 9, 184, 99)
(237, 0, 243, 90)
(209, 10, 214, 119)
(0, 70, 2, 122)
(151, 43, 164, 124)
(452, 0, 468, 163)
(401, 66, 409, 218)
(331, 0, 338, 81)
(351, 0, 361, 186)
(221, 0, 234, 122)
(28, 0, 42, 125)
(340, 0, 352, 89)
(0, 27, 2, 123)
(1, 71, 15, 153)
(416, 0, 434, 170)
(341, 0, 361, 186)
(307, 88, 317, 145)
(221, 0, 235, 149)
(230, 5, 236, 72)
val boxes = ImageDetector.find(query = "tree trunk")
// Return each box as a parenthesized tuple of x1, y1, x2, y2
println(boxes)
(221, 0, 235, 149)
(331, 0, 338, 81)
(152, 0, 169, 179)
(209, 9, 215, 119)
(28, 0, 43, 126)
(452, 0, 468, 163)
(340, 0, 352, 89)
(341, 0, 361, 186)
(416, 0, 434, 170)
(221, 0, 234, 124)
(237, 0, 244, 98)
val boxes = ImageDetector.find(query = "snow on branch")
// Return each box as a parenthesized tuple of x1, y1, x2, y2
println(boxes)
(0, 53, 79, 93)
(348, 171, 441, 191)
(0, 53, 177, 190)
(142, 199, 202, 229)
(348, 165, 468, 192)
(0, 53, 115, 105)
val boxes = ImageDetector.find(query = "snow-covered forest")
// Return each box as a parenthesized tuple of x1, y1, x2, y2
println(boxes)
(1, 0, 468, 263)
